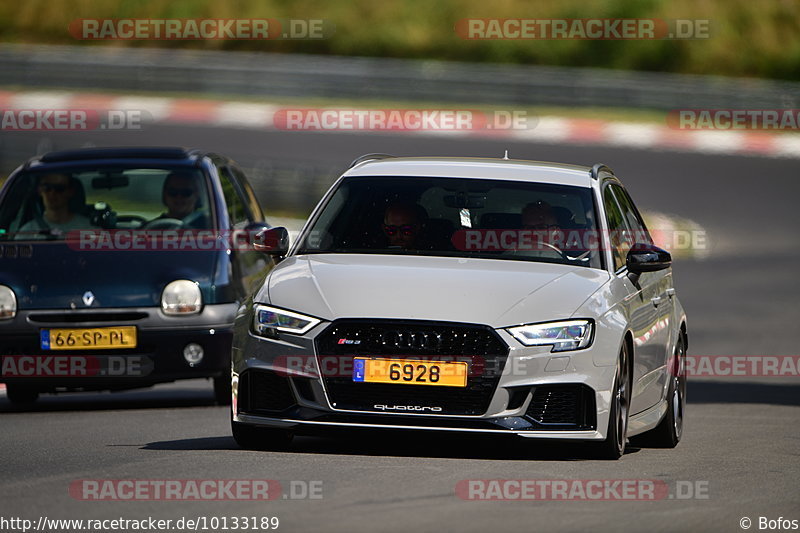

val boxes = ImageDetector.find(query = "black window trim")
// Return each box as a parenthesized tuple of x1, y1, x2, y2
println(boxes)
(214, 159, 256, 226)
(228, 164, 265, 223)
(601, 177, 629, 275)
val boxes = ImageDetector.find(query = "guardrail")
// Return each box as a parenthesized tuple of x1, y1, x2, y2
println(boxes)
(2, 44, 799, 212)
(1, 44, 798, 110)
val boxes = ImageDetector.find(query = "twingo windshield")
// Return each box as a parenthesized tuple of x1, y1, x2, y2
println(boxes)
(0, 166, 212, 240)
(296, 176, 603, 269)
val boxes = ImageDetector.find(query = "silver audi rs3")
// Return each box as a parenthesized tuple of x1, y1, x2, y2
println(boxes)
(230, 155, 688, 459)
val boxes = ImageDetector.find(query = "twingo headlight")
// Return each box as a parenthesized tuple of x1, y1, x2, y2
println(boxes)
(506, 319, 594, 352)
(253, 304, 320, 337)
(161, 280, 202, 315)
(0, 285, 17, 320)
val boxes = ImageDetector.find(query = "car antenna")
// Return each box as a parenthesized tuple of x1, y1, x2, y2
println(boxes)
(503, 150, 509, 160)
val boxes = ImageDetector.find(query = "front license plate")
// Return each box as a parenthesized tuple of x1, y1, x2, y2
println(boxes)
(40, 326, 137, 350)
(352, 358, 467, 387)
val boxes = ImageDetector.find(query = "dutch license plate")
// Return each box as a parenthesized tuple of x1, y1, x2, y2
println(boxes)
(352, 357, 467, 387)
(40, 326, 137, 350)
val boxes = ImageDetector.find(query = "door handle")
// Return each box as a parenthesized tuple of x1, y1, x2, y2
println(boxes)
(666, 288, 676, 298)
(651, 296, 663, 307)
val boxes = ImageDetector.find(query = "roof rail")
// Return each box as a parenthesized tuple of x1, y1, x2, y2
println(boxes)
(590, 163, 614, 180)
(349, 153, 396, 168)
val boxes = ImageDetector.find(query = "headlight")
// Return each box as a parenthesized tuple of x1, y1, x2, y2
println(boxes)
(253, 304, 320, 336)
(506, 319, 593, 352)
(161, 280, 202, 315)
(0, 285, 16, 320)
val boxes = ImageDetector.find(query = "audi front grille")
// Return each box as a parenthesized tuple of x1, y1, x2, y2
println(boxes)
(315, 319, 509, 415)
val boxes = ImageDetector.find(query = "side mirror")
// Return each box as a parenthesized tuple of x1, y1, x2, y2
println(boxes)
(253, 226, 289, 256)
(244, 221, 270, 235)
(626, 242, 671, 273)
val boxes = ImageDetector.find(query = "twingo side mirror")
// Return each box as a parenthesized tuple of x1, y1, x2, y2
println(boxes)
(244, 220, 270, 238)
(626, 242, 672, 274)
(253, 226, 290, 257)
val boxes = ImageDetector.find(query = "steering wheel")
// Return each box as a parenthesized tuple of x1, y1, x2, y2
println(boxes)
(540, 241, 566, 256)
(506, 240, 569, 261)
(181, 210, 209, 229)
(142, 218, 184, 230)
(115, 215, 149, 228)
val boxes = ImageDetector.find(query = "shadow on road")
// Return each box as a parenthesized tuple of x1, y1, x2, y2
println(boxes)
(688, 380, 800, 406)
(142, 436, 240, 451)
(0, 386, 219, 413)
(139, 380, 800, 459)
(143, 431, 643, 461)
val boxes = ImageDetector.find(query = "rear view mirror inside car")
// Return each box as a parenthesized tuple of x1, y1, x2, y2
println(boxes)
(92, 175, 129, 189)
(443, 192, 486, 209)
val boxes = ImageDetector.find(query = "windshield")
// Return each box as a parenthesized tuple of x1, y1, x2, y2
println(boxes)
(0, 166, 213, 240)
(296, 176, 602, 269)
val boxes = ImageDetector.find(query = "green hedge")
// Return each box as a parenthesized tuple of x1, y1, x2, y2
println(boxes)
(1, 0, 798, 80)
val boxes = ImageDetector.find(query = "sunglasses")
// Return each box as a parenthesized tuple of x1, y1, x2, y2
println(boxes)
(38, 183, 69, 193)
(166, 188, 195, 198)
(383, 224, 418, 236)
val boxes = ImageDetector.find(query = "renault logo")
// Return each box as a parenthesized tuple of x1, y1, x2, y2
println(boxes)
(82, 291, 95, 306)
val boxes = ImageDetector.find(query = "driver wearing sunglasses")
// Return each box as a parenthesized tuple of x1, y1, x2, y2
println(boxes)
(144, 171, 210, 231)
(17, 173, 92, 236)
(160, 172, 200, 220)
(383, 201, 427, 250)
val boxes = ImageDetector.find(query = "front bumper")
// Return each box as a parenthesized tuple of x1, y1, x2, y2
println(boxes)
(237, 412, 600, 440)
(0, 303, 237, 391)
(232, 317, 619, 440)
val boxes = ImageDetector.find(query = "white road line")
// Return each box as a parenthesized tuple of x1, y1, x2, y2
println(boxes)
(605, 123, 662, 148)
(110, 96, 174, 122)
(691, 130, 747, 153)
(772, 134, 800, 158)
(214, 102, 278, 128)
(9, 91, 74, 110)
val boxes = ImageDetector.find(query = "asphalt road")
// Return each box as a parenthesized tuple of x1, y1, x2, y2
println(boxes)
(1, 126, 798, 533)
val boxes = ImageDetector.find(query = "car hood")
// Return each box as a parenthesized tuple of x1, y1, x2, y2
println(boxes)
(0, 242, 223, 309)
(260, 254, 610, 328)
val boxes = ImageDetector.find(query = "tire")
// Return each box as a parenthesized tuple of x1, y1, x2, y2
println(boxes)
(5, 384, 40, 405)
(632, 335, 686, 448)
(593, 342, 631, 460)
(213, 374, 232, 406)
(231, 419, 293, 451)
